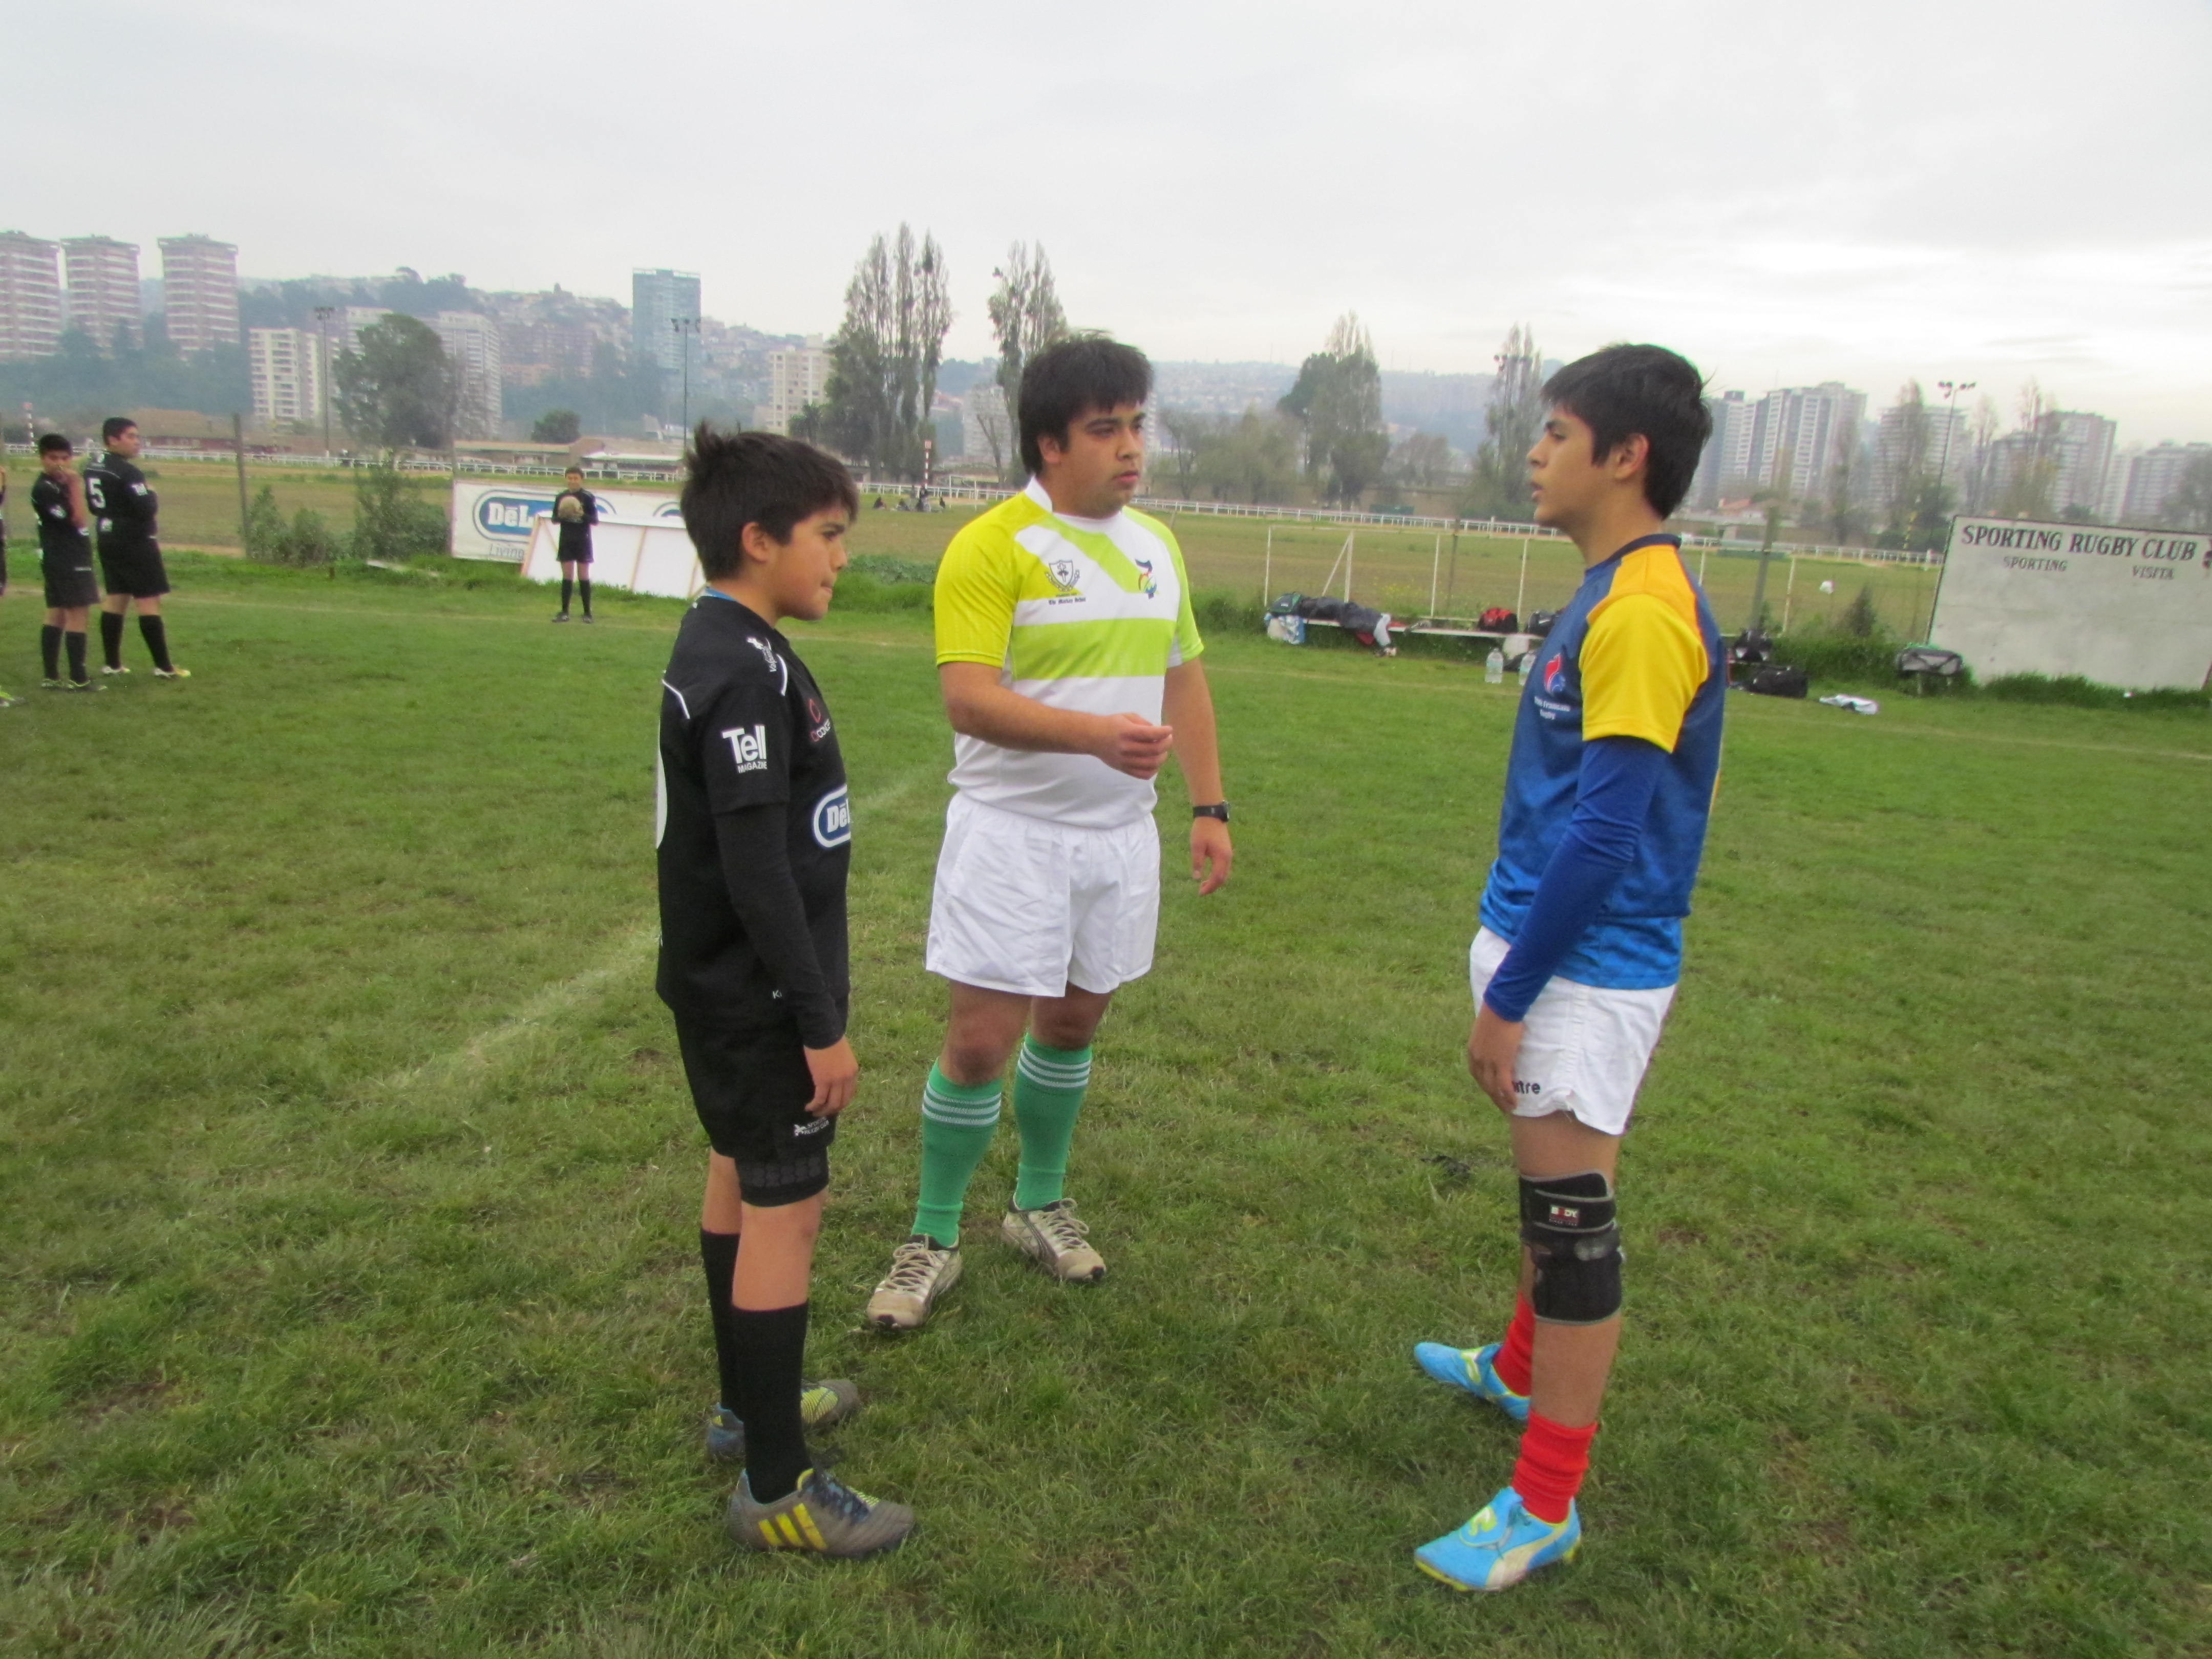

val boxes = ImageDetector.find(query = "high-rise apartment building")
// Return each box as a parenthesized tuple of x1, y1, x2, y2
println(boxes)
(2118, 442, 2211, 526)
(962, 382, 1014, 471)
(248, 327, 325, 426)
(1871, 400, 1973, 506)
(159, 235, 240, 352)
(434, 311, 503, 438)
(62, 236, 140, 350)
(1689, 389, 1756, 507)
(0, 231, 63, 358)
(1743, 382, 1867, 500)
(2048, 411, 2117, 516)
(632, 268, 701, 376)
(754, 338, 830, 434)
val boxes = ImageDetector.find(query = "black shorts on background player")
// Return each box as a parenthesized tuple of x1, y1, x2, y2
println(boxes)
(33, 475, 100, 608)
(657, 592, 853, 1206)
(84, 449, 168, 598)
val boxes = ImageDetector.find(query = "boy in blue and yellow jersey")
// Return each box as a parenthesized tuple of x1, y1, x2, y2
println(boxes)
(1412, 345, 1722, 1592)
(864, 337, 1233, 1331)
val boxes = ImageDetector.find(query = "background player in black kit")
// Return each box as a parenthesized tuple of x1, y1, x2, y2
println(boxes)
(656, 426, 913, 1558)
(33, 436, 102, 691)
(85, 417, 187, 678)
(550, 465, 598, 623)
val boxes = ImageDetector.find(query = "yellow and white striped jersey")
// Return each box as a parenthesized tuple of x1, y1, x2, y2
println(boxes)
(934, 479, 1205, 828)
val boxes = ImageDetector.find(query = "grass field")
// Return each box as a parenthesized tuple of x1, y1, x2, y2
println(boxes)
(4, 555, 2208, 1657)
(19, 456, 1941, 638)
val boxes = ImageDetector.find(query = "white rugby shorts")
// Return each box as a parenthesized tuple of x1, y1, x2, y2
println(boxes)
(927, 793, 1161, 997)
(1469, 926, 1676, 1137)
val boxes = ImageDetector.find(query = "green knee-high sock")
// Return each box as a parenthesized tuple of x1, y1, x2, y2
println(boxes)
(1013, 1036, 1092, 1211)
(912, 1064, 1002, 1246)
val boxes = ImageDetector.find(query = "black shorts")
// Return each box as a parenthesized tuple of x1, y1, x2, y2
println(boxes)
(557, 540, 593, 565)
(673, 1017, 834, 1206)
(98, 545, 169, 599)
(42, 554, 101, 609)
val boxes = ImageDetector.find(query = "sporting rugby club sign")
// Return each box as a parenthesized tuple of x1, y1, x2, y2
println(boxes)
(1930, 516, 2212, 691)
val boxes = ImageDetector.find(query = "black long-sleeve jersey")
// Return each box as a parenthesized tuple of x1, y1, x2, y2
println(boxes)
(655, 593, 852, 1047)
(32, 474, 91, 557)
(83, 451, 158, 554)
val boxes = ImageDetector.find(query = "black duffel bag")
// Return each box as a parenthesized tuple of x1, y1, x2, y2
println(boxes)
(1745, 664, 1808, 698)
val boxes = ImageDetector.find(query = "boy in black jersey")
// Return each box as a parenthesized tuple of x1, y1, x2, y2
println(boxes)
(33, 436, 102, 690)
(656, 425, 913, 1558)
(85, 417, 187, 678)
(550, 466, 598, 622)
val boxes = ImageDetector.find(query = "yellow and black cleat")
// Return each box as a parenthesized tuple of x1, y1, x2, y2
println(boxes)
(727, 1466, 913, 1560)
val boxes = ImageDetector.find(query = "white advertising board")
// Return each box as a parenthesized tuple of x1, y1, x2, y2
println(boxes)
(448, 479, 683, 563)
(520, 514, 705, 601)
(1930, 517, 2212, 691)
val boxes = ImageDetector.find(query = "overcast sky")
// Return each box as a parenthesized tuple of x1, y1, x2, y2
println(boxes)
(11, 0, 2210, 440)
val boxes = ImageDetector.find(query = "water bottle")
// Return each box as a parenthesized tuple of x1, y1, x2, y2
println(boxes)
(1518, 651, 1533, 689)
(1485, 646, 1504, 685)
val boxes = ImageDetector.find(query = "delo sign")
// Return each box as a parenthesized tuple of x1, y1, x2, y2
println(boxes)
(475, 492, 556, 541)
(449, 480, 684, 563)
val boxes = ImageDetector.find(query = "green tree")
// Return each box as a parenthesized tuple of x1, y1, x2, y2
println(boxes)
(348, 463, 449, 561)
(1278, 312, 1387, 505)
(987, 241, 1066, 454)
(334, 314, 455, 451)
(1155, 407, 1215, 499)
(1388, 430, 1453, 492)
(823, 225, 952, 479)
(1198, 409, 1301, 505)
(530, 408, 581, 444)
(1463, 323, 1544, 522)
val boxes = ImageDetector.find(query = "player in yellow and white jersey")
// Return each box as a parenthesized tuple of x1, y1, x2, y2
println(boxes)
(866, 337, 1233, 1330)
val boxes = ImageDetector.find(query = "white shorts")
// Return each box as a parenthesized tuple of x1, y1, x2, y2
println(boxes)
(927, 794, 1162, 997)
(1469, 927, 1675, 1137)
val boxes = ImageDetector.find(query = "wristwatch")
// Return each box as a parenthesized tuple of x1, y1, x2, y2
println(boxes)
(1192, 802, 1231, 823)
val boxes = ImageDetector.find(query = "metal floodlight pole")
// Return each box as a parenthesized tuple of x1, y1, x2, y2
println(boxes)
(314, 306, 336, 457)
(672, 316, 699, 436)
(1933, 378, 1975, 544)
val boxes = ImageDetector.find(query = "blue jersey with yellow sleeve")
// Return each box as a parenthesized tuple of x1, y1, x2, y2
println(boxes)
(1478, 534, 1725, 990)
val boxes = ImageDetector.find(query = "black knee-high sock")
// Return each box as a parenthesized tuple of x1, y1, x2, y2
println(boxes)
(40, 624, 61, 679)
(730, 1301, 812, 1502)
(560, 576, 573, 614)
(66, 631, 88, 684)
(579, 577, 592, 617)
(138, 614, 173, 672)
(699, 1228, 744, 1412)
(100, 611, 124, 669)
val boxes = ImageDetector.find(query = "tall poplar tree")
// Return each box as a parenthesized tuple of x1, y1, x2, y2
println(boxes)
(823, 225, 953, 478)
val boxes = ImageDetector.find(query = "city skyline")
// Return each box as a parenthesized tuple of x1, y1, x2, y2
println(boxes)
(2, 0, 2203, 444)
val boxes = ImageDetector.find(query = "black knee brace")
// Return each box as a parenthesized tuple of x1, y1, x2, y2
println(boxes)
(1519, 1170, 1623, 1324)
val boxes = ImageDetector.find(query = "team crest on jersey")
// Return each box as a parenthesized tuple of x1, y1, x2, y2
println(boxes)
(1132, 557, 1158, 598)
(1543, 653, 1568, 694)
(1046, 557, 1081, 595)
(811, 786, 852, 848)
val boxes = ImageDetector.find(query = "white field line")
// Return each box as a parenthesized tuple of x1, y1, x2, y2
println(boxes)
(367, 770, 945, 1102)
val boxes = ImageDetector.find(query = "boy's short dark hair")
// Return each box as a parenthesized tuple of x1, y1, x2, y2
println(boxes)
(564, 465, 583, 476)
(1018, 336, 1152, 475)
(38, 433, 72, 456)
(1542, 345, 1712, 518)
(681, 424, 858, 580)
(101, 416, 136, 443)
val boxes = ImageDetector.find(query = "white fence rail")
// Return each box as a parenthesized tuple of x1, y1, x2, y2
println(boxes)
(0, 443, 1944, 566)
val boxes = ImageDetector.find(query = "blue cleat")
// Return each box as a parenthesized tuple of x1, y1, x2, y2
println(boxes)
(1416, 1485, 1580, 1592)
(705, 1379, 861, 1461)
(1414, 1340, 1530, 1423)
